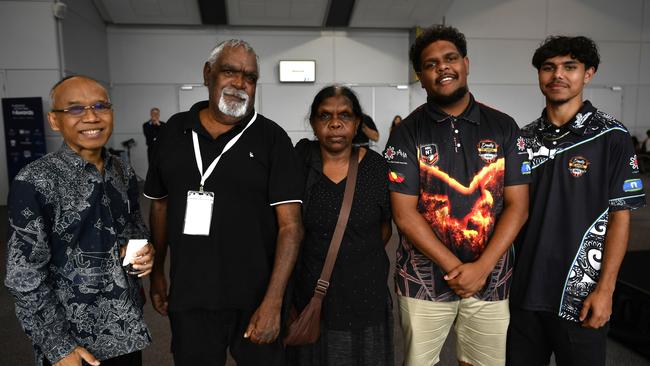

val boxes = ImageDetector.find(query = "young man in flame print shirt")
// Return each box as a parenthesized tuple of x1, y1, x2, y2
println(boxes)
(507, 36, 646, 366)
(386, 25, 530, 366)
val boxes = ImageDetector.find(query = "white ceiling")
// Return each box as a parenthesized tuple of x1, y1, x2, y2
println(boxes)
(93, 0, 452, 28)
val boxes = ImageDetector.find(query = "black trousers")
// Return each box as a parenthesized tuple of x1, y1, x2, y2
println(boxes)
(44, 350, 141, 366)
(507, 308, 609, 366)
(169, 308, 285, 366)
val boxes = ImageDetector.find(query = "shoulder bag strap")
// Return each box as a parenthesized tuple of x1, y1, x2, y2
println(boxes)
(313, 147, 359, 299)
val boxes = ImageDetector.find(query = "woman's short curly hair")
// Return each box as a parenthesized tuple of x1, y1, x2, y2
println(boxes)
(532, 36, 600, 72)
(410, 25, 467, 73)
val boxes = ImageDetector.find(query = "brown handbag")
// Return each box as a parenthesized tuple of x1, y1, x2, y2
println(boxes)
(284, 148, 359, 346)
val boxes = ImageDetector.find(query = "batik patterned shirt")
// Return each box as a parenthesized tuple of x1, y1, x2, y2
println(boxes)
(4, 143, 151, 365)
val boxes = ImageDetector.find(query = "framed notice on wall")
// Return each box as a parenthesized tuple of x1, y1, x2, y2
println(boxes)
(279, 60, 316, 82)
(2, 97, 47, 182)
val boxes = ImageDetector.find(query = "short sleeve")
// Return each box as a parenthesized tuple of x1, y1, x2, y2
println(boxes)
(384, 121, 420, 195)
(608, 130, 646, 211)
(363, 115, 378, 131)
(268, 127, 304, 206)
(503, 118, 532, 187)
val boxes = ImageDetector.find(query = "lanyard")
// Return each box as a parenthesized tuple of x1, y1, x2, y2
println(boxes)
(192, 112, 257, 191)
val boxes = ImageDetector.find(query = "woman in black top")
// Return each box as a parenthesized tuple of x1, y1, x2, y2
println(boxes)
(289, 85, 394, 366)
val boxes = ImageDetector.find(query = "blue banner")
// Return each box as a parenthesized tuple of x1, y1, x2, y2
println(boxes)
(2, 97, 47, 182)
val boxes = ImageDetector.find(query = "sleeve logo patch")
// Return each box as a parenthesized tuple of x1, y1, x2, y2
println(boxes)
(623, 179, 643, 192)
(384, 146, 407, 161)
(477, 139, 499, 163)
(521, 161, 531, 175)
(568, 156, 589, 177)
(388, 171, 405, 183)
(630, 155, 639, 171)
(419, 143, 439, 166)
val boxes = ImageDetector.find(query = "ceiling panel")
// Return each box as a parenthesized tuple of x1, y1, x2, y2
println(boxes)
(95, 0, 452, 28)
(96, 0, 201, 25)
(227, 0, 328, 27)
(350, 0, 453, 28)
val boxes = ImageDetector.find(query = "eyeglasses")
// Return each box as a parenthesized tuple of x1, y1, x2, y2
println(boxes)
(51, 102, 113, 116)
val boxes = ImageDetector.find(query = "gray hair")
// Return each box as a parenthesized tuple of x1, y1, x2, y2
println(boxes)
(207, 39, 259, 69)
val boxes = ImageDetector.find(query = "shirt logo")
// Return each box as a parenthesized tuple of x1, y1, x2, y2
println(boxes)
(623, 179, 643, 192)
(477, 139, 499, 163)
(568, 156, 590, 177)
(630, 155, 639, 171)
(384, 145, 407, 161)
(419, 144, 439, 166)
(521, 161, 531, 175)
(516, 136, 526, 151)
(388, 171, 405, 183)
(572, 112, 592, 129)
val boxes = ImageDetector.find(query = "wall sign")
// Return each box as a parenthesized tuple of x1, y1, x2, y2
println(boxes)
(2, 97, 47, 182)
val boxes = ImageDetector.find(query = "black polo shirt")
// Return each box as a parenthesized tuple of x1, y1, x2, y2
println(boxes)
(510, 101, 646, 322)
(144, 101, 303, 311)
(385, 94, 530, 302)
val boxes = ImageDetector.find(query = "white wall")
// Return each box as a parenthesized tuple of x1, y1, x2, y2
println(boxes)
(2, 0, 650, 200)
(0, 0, 60, 205)
(429, 0, 650, 139)
(62, 0, 110, 83)
(0, 0, 110, 205)
(107, 27, 413, 177)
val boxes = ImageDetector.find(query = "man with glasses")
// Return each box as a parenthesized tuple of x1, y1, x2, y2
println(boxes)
(5, 75, 154, 366)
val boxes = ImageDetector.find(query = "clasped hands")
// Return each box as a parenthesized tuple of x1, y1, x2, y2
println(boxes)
(444, 260, 493, 299)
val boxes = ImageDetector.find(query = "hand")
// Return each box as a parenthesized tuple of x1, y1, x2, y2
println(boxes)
(579, 287, 613, 329)
(53, 346, 100, 366)
(130, 243, 155, 277)
(444, 261, 492, 298)
(243, 300, 281, 344)
(149, 270, 168, 316)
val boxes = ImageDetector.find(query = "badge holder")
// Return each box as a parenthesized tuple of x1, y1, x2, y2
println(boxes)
(182, 189, 214, 236)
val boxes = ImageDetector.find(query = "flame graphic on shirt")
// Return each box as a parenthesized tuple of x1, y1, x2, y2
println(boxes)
(418, 158, 505, 256)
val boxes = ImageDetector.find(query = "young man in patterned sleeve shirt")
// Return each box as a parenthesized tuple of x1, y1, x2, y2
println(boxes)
(507, 36, 646, 366)
(386, 25, 530, 366)
(5, 75, 154, 366)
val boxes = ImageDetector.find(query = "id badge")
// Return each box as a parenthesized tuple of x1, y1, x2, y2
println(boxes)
(182, 190, 214, 236)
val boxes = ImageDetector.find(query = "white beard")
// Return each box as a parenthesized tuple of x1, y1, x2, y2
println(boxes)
(218, 87, 249, 118)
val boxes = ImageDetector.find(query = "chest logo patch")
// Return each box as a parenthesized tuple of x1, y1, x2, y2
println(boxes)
(516, 136, 526, 151)
(419, 144, 439, 166)
(568, 156, 590, 177)
(477, 140, 498, 163)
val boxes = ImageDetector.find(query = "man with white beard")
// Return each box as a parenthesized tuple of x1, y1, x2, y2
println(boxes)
(144, 39, 304, 366)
